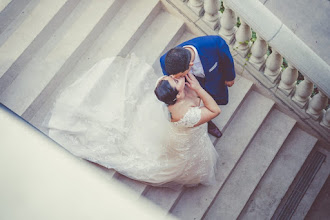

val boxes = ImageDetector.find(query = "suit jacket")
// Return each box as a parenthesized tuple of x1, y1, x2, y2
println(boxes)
(160, 35, 235, 105)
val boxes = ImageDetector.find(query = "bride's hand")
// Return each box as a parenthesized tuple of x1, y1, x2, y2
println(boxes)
(185, 72, 202, 92)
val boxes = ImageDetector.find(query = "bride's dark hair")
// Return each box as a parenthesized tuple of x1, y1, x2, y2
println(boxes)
(154, 79, 178, 105)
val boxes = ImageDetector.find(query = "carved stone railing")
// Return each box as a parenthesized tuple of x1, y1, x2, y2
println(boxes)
(162, 0, 330, 142)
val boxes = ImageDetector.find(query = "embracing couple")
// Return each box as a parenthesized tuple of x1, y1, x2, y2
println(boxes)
(46, 35, 235, 189)
(157, 35, 236, 138)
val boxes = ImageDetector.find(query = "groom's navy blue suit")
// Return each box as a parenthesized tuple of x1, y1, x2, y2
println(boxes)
(160, 35, 235, 105)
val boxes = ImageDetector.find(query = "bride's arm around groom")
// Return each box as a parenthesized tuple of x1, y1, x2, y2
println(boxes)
(185, 72, 221, 127)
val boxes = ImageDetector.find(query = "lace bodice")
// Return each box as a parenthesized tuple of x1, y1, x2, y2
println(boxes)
(173, 107, 201, 128)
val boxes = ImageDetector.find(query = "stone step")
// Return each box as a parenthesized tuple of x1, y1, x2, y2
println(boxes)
(110, 10, 185, 194)
(238, 127, 317, 220)
(0, 0, 81, 96)
(0, 0, 37, 44)
(129, 9, 185, 68)
(288, 148, 330, 220)
(272, 149, 327, 219)
(0, 0, 11, 12)
(0, 0, 120, 115)
(0, 0, 70, 82)
(170, 91, 275, 220)
(142, 73, 253, 213)
(209, 75, 254, 144)
(26, 0, 161, 125)
(0, 1, 326, 219)
(28, 6, 185, 196)
(140, 31, 200, 211)
(204, 109, 296, 220)
(87, 161, 116, 180)
(304, 174, 330, 220)
(114, 173, 148, 198)
(26, 0, 161, 180)
(142, 187, 185, 213)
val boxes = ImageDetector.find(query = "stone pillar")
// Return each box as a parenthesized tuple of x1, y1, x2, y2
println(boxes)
(188, 0, 204, 17)
(249, 34, 267, 70)
(292, 78, 314, 108)
(320, 108, 330, 129)
(278, 63, 298, 96)
(264, 50, 282, 83)
(306, 92, 328, 120)
(233, 19, 252, 57)
(203, 0, 220, 30)
(219, 1, 237, 44)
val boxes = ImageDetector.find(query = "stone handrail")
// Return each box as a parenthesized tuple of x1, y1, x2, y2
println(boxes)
(168, 0, 330, 141)
(224, 0, 330, 96)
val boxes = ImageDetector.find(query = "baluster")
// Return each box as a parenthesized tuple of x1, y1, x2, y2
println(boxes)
(188, 0, 204, 17)
(306, 92, 328, 120)
(203, 0, 220, 30)
(219, 1, 237, 44)
(264, 50, 282, 83)
(249, 34, 267, 70)
(292, 78, 314, 108)
(320, 108, 330, 129)
(278, 63, 298, 96)
(233, 19, 252, 57)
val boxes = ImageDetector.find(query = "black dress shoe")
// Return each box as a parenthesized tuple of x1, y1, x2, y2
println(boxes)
(208, 120, 222, 138)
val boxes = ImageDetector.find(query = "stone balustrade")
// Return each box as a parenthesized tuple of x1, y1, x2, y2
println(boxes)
(221, 0, 330, 141)
(163, 0, 330, 142)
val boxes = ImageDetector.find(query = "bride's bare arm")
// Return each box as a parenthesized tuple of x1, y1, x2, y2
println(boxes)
(185, 73, 221, 127)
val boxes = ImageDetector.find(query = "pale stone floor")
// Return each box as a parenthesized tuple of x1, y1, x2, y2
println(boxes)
(306, 175, 330, 219)
(259, 0, 330, 66)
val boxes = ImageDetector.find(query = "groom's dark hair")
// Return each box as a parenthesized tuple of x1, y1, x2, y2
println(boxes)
(165, 47, 191, 75)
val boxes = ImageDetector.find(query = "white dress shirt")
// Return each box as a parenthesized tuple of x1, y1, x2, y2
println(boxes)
(184, 45, 205, 78)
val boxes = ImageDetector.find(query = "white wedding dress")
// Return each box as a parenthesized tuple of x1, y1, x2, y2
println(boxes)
(45, 54, 218, 189)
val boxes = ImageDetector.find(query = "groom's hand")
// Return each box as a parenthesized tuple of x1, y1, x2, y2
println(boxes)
(185, 73, 202, 92)
(225, 80, 235, 87)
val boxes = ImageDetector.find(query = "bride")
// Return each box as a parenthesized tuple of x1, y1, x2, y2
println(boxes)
(45, 54, 220, 189)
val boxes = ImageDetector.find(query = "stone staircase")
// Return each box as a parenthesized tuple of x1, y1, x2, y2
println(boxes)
(0, 0, 329, 219)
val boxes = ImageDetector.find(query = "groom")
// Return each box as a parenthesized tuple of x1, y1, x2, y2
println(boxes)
(160, 35, 236, 138)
